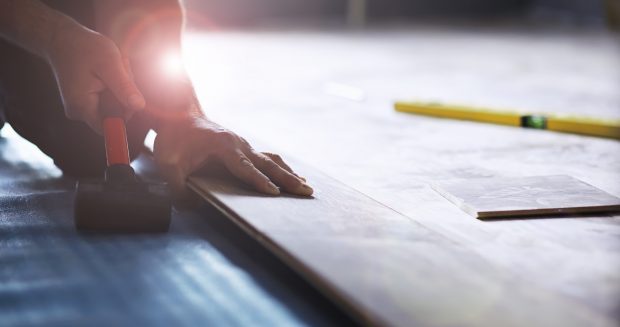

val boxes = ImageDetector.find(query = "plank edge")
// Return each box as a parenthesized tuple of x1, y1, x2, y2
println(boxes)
(186, 177, 384, 327)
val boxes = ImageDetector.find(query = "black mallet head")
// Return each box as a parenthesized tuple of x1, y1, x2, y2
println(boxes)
(74, 164, 171, 233)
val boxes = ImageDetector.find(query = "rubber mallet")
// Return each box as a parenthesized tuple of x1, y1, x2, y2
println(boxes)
(74, 90, 171, 232)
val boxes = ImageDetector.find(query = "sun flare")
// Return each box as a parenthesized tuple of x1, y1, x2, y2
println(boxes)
(161, 52, 185, 78)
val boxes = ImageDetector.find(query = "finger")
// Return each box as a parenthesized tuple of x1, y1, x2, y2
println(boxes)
(121, 59, 139, 121)
(96, 56, 146, 115)
(157, 157, 190, 198)
(249, 151, 313, 196)
(162, 167, 198, 209)
(63, 91, 102, 133)
(122, 57, 134, 79)
(222, 150, 280, 195)
(262, 152, 306, 182)
(83, 93, 103, 135)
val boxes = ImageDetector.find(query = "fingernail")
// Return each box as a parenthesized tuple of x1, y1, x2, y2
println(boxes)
(297, 183, 314, 196)
(128, 94, 145, 109)
(267, 182, 280, 195)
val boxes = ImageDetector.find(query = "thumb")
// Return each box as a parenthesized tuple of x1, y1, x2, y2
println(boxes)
(97, 57, 146, 115)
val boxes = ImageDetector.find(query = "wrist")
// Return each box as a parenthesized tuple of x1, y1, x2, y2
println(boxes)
(131, 66, 206, 132)
(0, 0, 80, 60)
(148, 100, 207, 132)
(44, 15, 91, 63)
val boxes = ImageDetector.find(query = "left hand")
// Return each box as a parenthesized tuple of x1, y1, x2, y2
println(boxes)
(46, 21, 146, 132)
(153, 115, 313, 199)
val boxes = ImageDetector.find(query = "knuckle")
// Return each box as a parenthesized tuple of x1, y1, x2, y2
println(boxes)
(93, 58, 113, 74)
(240, 137, 253, 148)
(123, 109, 135, 121)
(263, 152, 282, 161)
(64, 108, 80, 120)
(96, 37, 119, 55)
(63, 100, 84, 120)
(262, 157, 280, 170)
(117, 79, 136, 94)
(214, 131, 239, 147)
(94, 54, 121, 74)
(157, 152, 183, 168)
(222, 149, 245, 165)
(240, 159, 254, 170)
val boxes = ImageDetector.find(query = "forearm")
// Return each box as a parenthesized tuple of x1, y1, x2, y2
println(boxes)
(93, 1, 312, 197)
(0, 0, 81, 60)
(94, 0, 183, 60)
(93, 0, 203, 130)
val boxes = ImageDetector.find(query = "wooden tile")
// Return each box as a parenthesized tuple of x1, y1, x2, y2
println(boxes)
(432, 175, 620, 218)
(188, 166, 614, 327)
(183, 27, 620, 326)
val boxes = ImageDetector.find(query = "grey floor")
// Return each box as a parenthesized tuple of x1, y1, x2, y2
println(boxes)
(1, 21, 619, 326)
(0, 126, 353, 326)
(183, 23, 620, 325)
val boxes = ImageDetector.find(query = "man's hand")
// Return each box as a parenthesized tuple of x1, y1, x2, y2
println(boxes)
(46, 21, 145, 132)
(0, 0, 145, 131)
(154, 115, 313, 198)
(0, 0, 313, 198)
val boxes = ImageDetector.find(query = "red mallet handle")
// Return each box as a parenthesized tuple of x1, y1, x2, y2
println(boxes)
(103, 117, 130, 166)
(100, 90, 131, 166)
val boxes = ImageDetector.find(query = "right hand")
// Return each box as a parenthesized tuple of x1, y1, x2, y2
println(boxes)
(45, 21, 145, 132)
(153, 115, 313, 199)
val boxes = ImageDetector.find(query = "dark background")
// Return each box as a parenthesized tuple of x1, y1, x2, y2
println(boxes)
(183, 0, 607, 27)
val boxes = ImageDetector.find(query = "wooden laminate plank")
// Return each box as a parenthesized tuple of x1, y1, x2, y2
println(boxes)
(431, 175, 620, 218)
(188, 165, 615, 327)
(182, 26, 620, 320)
(0, 127, 341, 326)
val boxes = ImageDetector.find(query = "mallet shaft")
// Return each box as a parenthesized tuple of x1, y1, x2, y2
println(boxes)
(99, 90, 131, 166)
(103, 117, 130, 166)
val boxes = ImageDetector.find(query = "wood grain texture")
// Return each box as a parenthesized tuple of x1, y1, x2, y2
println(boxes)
(432, 175, 620, 218)
(183, 24, 620, 326)
(0, 127, 346, 327)
(189, 166, 615, 327)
